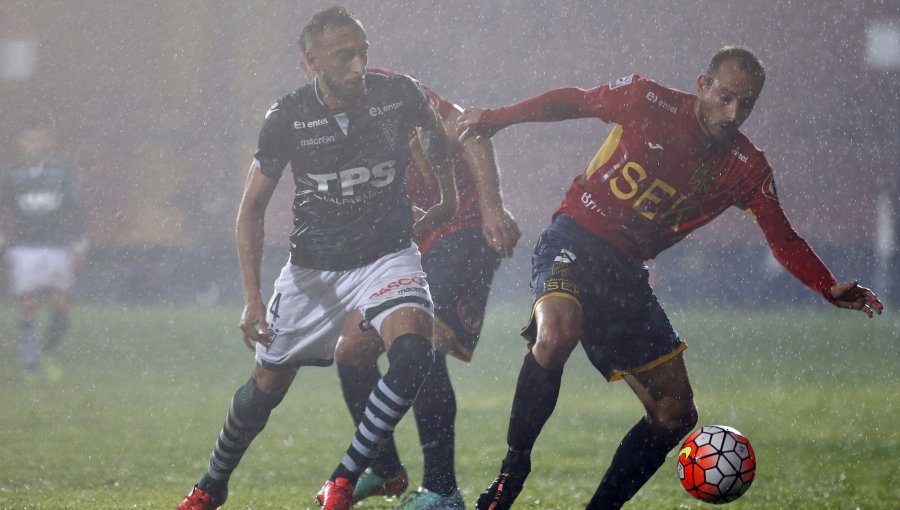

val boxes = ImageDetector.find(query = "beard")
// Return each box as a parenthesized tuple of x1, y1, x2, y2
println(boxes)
(697, 103, 736, 145)
(321, 72, 365, 105)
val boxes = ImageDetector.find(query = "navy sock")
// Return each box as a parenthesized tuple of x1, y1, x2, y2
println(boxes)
(412, 353, 457, 495)
(43, 309, 69, 354)
(17, 317, 38, 370)
(503, 351, 563, 474)
(337, 362, 403, 477)
(587, 418, 685, 509)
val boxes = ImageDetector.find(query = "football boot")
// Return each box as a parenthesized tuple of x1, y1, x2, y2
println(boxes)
(393, 487, 465, 509)
(353, 466, 409, 502)
(316, 477, 354, 510)
(474, 471, 528, 510)
(177, 485, 226, 510)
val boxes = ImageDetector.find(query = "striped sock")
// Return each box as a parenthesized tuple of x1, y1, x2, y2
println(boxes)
(332, 333, 434, 483)
(202, 377, 286, 491)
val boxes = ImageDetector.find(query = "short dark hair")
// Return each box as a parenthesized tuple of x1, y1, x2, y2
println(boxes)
(298, 5, 362, 53)
(706, 45, 765, 87)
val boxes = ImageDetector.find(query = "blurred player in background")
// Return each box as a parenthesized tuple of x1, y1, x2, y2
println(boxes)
(333, 70, 520, 509)
(0, 124, 89, 382)
(178, 6, 457, 510)
(458, 45, 883, 509)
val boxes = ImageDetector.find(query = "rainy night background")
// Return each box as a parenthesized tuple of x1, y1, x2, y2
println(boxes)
(2, 1, 898, 308)
(0, 0, 898, 508)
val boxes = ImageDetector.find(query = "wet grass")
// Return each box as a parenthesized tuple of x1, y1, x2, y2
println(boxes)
(0, 303, 897, 509)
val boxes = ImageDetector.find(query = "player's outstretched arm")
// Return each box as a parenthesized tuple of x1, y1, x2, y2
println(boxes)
(446, 106, 520, 257)
(830, 281, 883, 318)
(413, 102, 458, 234)
(458, 87, 604, 142)
(236, 161, 279, 351)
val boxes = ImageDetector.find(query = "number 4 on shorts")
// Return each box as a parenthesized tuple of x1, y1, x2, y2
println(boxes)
(268, 293, 282, 322)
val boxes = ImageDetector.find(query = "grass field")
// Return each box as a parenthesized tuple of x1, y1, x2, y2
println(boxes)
(0, 303, 897, 509)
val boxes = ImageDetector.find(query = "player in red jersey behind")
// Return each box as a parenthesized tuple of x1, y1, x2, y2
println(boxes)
(333, 73, 520, 509)
(459, 45, 883, 509)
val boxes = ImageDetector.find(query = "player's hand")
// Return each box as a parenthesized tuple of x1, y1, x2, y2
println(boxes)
(830, 281, 883, 318)
(239, 299, 275, 351)
(458, 108, 499, 142)
(481, 207, 521, 258)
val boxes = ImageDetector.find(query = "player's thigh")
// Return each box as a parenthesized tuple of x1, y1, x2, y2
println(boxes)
(259, 263, 353, 369)
(335, 309, 385, 365)
(47, 288, 71, 310)
(15, 292, 41, 316)
(522, 223, 589, 368)
(354, 245, 435, 350)
(574, 235, 687, 382)
(531, 296, 583, 368)
(378, 306, 433, 351)
(422, 229, 501, 361)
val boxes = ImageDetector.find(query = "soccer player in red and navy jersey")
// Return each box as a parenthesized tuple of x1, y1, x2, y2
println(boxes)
(459, 46, 883, 509)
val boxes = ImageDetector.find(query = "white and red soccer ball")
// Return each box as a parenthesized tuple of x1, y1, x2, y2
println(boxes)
(676, 425, 756, 504)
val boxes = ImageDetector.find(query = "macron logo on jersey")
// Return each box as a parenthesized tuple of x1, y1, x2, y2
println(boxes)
(609, 74, 635, 90)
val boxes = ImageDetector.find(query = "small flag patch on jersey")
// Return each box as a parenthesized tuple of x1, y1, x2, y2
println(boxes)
(609, 74, 635, 90)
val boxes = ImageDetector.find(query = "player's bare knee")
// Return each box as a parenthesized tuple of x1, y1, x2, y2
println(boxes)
(252, 364, 296, 395)
(649, 398, 697, 436)
(388, 333, 435, 378)
(335, 332, 383, 365)
(533, 310, 581, 369)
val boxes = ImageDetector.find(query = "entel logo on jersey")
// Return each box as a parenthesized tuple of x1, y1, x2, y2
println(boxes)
(308, 160, 396, 196)
(645, 91, 678, 114)
(294, 118, 329, 129)
(369, 101, 402, 117)
(730, 148, 749, 163)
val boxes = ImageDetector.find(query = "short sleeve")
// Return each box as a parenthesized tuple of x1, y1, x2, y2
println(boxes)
(396, 74, 431, 126)
(253, 101, 292, 180)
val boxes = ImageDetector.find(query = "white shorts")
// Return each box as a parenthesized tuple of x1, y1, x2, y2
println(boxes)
(257, 245, 434, 369)
(4, 246, 74, 297)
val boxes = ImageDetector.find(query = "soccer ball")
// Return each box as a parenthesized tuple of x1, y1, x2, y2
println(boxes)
(676, 425, 756, 504)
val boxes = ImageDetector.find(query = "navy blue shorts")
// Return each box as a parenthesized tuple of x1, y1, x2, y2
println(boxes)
(522, 215, 686, 381)
(423, 228, 501, 361)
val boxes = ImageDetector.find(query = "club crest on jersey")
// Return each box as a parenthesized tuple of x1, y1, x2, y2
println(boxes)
(609, 74, 635, 90)
(689, 164, 717, 193)
(379, 119, 401, 152)
(457, 297, 485, 334)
